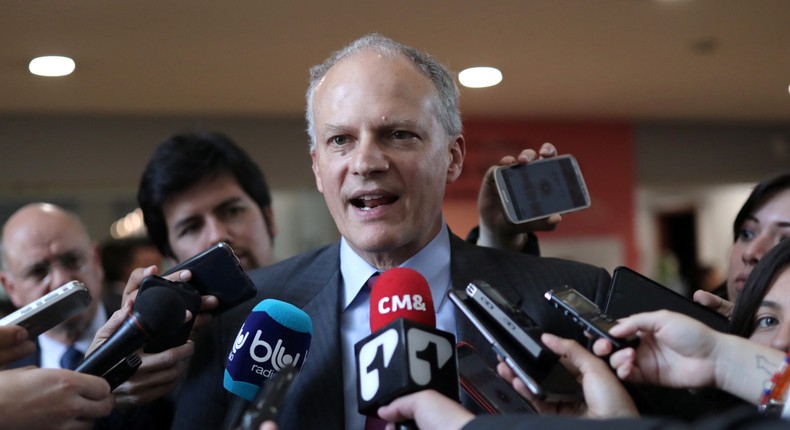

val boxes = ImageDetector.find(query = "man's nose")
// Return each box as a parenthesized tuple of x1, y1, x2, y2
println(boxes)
(204, 216, 232, 247)
(352, 137, 389, 177)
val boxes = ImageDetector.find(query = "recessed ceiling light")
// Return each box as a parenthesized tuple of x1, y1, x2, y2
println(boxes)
(458, 67, 502, 88)
(29, 55, 75, 77)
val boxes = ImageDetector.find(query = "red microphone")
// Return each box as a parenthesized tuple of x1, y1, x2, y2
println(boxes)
(355, 267, 458, 418)
(369, 267, 435, 331)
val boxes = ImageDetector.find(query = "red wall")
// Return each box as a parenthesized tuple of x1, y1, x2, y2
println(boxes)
(443, 118, 638, 268)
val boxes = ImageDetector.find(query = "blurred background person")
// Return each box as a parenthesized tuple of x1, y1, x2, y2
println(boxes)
(695, 172, 790, 316)
(99, 236, 162, 311)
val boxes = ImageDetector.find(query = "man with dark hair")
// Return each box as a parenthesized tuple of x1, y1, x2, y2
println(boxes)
(137, 131, 276, 270)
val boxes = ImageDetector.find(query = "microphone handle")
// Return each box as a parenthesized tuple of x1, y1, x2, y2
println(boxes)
(221, 395, 250, 430)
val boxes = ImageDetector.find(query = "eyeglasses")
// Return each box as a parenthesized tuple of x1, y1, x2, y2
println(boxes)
(15, 250, 90, 287)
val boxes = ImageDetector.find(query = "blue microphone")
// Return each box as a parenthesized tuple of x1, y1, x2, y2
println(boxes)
(222, 299, 312, 429)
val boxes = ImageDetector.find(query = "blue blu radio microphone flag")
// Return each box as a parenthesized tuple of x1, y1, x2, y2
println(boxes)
(224, 299, 312, 401)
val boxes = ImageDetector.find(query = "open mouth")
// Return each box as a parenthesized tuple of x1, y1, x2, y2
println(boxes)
(350, 194, 398, 211)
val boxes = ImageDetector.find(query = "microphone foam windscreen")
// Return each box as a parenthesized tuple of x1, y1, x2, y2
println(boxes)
(224, 299, 312, 401)
(133, 286, 187, 334)
(370, 267, 435, 331)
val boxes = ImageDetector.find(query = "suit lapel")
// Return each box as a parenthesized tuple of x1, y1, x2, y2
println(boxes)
(280, 249, 346, 430)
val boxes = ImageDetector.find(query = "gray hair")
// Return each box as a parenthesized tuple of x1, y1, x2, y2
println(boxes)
(305, 33, 462, 147)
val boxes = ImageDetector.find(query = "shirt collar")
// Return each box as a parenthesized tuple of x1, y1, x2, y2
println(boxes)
(339, 223, 452, 312)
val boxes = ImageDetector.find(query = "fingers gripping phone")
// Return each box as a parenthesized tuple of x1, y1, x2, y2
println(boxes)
(0, 280, 91, 338)
(494, 154, 591, 224)
(162, 242, 256, 314)
(449, 282, 582, 401)
(544, 285, 640, 350)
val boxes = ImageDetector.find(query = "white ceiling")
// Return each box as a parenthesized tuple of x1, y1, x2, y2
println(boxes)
(2, 0, 789, 121)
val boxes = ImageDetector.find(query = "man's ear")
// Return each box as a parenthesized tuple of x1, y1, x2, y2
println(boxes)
(0, 271, 22, 308)
(310, 148, 324, 193)
(263, 207, 278, 239)
(446, 135, 466, 183)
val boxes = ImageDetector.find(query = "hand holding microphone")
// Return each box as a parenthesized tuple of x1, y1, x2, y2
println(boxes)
(79, 285, 187, 378)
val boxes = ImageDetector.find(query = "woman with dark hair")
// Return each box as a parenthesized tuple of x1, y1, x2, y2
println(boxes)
(695, 172, 790, 315)
(730, 238, 790, 350)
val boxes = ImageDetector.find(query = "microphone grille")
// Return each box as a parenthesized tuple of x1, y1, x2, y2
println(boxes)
(370, 267, 435, 331)
(134, 286, 187, 334)
(252, 299, 312, 334)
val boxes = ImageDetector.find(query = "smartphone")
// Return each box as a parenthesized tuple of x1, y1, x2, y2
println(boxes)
(162, 242, 256, 314)
(449, 285, 582, 401)
(465, 281, 553, 364)
(457, 341, 537, 415)
(544, 285, 640, 350)
(605, 267, 729, 332)
(236, 365, 298, 430)
(494, 154, 591, 224)
(0, 280, 91, 338)
(136, 275, 202, 353)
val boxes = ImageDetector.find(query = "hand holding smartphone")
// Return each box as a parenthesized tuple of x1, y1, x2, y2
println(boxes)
(0, 281, 91, 338)
(544, 285, 639, 350)
(449, 282, 582, 401)
(162, 242, 256, 314)
(494, 154, 590, 224)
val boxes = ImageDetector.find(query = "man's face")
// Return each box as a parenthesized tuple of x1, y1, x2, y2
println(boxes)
(163, 173, 275, 269)
(727, 189, 790, 300)
(309, 51, 464, 269)
(1, 206, 102, 337)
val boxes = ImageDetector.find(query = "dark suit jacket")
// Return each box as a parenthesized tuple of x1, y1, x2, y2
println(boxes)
(464, 406, 787, 430)
(171, 232, 610, 429)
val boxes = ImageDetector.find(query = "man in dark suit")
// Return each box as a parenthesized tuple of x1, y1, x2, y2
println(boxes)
(171, 33, 609, 429)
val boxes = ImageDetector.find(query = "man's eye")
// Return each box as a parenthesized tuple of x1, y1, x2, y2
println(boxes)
(60, 254, 84, 271)
(179, 224, 199, 237)
(330, 136, 350, 146)
(392, 130, 414, 140)
(26, 265, 49, 281)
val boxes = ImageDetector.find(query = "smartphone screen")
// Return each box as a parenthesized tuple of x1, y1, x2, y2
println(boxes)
(494, 154, 590, 224)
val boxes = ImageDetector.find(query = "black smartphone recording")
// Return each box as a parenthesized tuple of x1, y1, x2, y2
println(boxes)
(162, 242, 257, 314)
(605, 266, 729, 332)
(545, 285, 640, 350)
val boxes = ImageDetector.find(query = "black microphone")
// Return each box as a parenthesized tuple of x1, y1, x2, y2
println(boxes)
(355, 268, 459, 428)
(76, 286, 186, 376)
